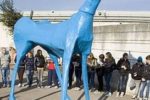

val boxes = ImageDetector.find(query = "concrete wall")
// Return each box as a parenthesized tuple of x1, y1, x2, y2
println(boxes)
(92, 23, 150, 95)
(93, 23, 150, 62)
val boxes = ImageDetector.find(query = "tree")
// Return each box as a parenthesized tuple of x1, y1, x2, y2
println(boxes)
(0, 0, 22, 35)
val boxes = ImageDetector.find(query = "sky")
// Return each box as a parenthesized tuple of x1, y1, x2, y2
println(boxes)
(1, 0, 150, 11)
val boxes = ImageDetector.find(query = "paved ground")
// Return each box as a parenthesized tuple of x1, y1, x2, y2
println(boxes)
(0, 72, 133, 100)
(0, 86, 133, 100)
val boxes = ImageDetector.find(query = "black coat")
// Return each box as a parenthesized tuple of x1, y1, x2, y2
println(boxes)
(142, 64, 150, 80)
(117, 58, 130, 75)
(104, 58, 116, 73)
(131, 62, 144, 80)
(35, 55, 45, 68)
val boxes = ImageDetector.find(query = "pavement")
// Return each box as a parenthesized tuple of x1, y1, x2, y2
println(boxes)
(0, 71, 133, 100)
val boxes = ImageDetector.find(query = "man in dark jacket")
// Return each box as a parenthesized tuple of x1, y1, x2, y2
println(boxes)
(130, 56, 144, 99)
(116, 53, 130, 97)
(139, 55, 150, 100)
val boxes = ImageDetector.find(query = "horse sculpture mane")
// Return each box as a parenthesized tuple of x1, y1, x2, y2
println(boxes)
(9, 0, 101, 100)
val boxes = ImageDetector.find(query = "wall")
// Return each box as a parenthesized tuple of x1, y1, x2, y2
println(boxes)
(93, 23, 150, 95)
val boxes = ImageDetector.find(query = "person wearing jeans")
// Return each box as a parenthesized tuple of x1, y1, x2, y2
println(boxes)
(1, 66, 10, 87)
(46, 58, 58, 88)
(35, 49, 45, 88)
(116, 53, 130, 97)
(87, 53, 95, 92)
(0, 47, 10, 87)
(139, 55, 150, 100)
(103, 52, 116, 96)
(130, 56, 144, 99)
(25, 52, 34, 87)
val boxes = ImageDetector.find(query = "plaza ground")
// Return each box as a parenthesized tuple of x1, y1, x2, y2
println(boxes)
(0, 71, 133, 100)
(0, 85, 133, 100)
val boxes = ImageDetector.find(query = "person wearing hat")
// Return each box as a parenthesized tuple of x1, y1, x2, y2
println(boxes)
(130, 56, 144, 99)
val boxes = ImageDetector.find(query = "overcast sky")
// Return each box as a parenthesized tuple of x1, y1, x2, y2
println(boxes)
(1, 0, 150, 11)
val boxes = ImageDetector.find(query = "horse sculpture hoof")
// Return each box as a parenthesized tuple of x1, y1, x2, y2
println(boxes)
(9, 94, 16, 100)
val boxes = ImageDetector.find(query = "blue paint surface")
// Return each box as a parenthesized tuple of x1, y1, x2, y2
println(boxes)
(9, 0, 101, 100)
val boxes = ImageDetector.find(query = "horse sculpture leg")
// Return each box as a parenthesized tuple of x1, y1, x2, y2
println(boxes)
(49, 54, 71, 100)
(49, 55, 62, 86)
(61, 51, 73, 100)
(82, 54, 90, 100)
(9, 42, 35, 100)
(9, 57, 21, 100)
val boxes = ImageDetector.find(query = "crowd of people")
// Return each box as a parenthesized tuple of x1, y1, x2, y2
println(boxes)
(0, 47, 150, 100)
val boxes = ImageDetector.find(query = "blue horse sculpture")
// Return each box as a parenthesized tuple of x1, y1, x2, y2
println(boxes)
(9, 0, 101, 100)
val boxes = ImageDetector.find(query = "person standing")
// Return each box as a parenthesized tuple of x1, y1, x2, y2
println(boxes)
(87, 53, 96, 92)
(9, 47, 16, 87)
(73, 54, 82, 91)
(68, 55, 75, 89)
(0, 47, 10, 87)
(17, 56, 26, 87)
(103, 52, 116, 96)
(94, 54, 105, 94)
(116, 53, 130, 97)
(139, 55, 150, 100)
(25, 52, 34, 87)
(35, 49, 45, 88)
(130, 56, 144, 99)
(46, 58, 59, 88)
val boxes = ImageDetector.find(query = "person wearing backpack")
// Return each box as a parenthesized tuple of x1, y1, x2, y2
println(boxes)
(35, 49, 45, 88)
(130, 56, 144, 99)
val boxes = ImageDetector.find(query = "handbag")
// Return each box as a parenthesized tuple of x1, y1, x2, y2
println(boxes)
(129, 78, 136, 90)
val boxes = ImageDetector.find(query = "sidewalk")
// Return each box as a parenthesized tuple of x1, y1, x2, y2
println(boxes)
(0, 71, 133, 100)
(0, 84, 132, 100)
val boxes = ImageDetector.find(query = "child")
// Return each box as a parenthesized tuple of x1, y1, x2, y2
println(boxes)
(46, 58, 58, 88)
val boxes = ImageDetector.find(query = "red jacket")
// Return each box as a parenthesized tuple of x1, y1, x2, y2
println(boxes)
(48, 62, 55, 70)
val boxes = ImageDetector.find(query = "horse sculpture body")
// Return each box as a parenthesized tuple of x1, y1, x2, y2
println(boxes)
(9, 0, 101, 100)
